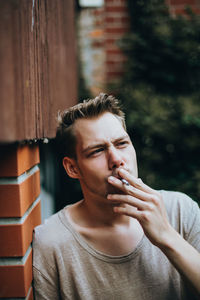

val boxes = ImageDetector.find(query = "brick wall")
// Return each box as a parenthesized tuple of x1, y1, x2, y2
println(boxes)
(104, 0, 130, 84)
(0, 144, 41, 299)
(167, 0, 200, 15)
(78, 6, 105, 95)
(104, 0, 200, 85)
(78, 0, 200, 94)
(77, 0, 130, 94)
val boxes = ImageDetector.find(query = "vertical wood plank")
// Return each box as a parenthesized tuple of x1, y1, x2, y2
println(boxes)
(0, 0, 77, 142)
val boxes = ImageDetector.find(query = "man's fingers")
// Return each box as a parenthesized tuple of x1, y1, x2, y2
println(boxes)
(108, 174, 160, 205)
(118, 169, 159, 196)
(107, 194, 154, 211)
(113, 204, 143, 221)
(107, 169, 161, 208)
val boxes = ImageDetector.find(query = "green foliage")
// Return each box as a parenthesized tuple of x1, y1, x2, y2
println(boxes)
(115, 0, 200, 203)
(120, 0, 200, 95)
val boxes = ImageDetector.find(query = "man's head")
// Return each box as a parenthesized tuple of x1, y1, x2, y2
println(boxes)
(56, 93, 126, 159)
(56, 93, 138, 200)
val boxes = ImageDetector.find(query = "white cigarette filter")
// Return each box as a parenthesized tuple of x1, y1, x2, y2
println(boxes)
(121, 179, 130, 186)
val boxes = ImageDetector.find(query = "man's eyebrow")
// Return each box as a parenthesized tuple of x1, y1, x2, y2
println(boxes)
(82, 135, 129, 154)
(113, 135, 129, 143)
(82, 143, 105, 154)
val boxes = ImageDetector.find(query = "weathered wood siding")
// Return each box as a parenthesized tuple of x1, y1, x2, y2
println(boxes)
(0, 0, 77, 142)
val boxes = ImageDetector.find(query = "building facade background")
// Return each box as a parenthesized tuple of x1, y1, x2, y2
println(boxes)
(0, 0, 199, 298)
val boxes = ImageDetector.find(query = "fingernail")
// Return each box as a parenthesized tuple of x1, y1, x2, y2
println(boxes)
(108, 176, 116, 183)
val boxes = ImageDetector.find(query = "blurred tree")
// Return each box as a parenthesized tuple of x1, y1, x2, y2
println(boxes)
(114, 0, 200, 203)
(121, 0, 200, 95)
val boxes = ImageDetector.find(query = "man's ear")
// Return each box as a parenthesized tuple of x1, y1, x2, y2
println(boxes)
(63, 157, 80, 179)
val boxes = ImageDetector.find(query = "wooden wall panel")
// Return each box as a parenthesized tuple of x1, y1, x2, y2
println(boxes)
(0, 0, 77, 142)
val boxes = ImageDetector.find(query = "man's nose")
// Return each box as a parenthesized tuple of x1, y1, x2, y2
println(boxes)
(108, 147, 124, 170)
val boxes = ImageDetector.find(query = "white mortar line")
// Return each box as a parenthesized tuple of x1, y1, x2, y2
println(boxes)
(0, 165, 39, 185)
(0, 245, 32, 266)
(0, 196, 40, 225)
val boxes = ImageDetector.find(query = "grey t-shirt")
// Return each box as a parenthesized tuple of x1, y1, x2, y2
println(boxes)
(33, 191, 200, 300)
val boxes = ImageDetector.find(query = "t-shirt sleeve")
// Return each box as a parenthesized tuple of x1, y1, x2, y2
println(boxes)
(32, 227, 60, 300)
(184, 199, 200, 252)
(33, 266, 60, 300)
(162, 191, 200, 252)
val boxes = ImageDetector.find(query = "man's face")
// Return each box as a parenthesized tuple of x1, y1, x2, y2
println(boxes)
(73, 112, 138, 200)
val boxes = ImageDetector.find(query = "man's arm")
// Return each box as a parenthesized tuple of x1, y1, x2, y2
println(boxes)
(158, 226, 200, 296)
(107, 168, 200, 296)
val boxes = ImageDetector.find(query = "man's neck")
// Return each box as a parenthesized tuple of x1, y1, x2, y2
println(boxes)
(68, 194, 131, 229)
(83, 199, 130, 227)
(66, 196, 144, 256)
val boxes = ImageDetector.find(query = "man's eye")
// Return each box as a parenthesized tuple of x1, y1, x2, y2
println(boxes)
(117, 141, 128, 147)
(89, 148, 104, 156)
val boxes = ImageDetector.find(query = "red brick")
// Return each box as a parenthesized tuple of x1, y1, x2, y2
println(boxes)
(170, 0, 196, 4)
(105, 37, 118, 45)
(191, 7, 200, 14)
(0, 249, 32, 298)
(92, 40, 104, 48)
(106, 55, 127, 63)
(105, 23, 130, 30)
(106, 48, 123, 55)
(105, 37, 119, 41)
(105, 16, 115, 23)
(105, 27, 129, 34)
(93, 8, 104, 16)
(0, 170, 40, 217)
(0, 144, 39, 177)
(105, 0, 128, 7)
(95, 19, 104, 27)
(105, 0, 127, 2)
(174, 7, 190, 15)
(106, 71, 124, 81)
(105, 61, 124, 71)
(0, 200, 41, 257)
(105, 16, 130, 24)
(173, 5, 200, 15)
(106, 61, 118, 66)
(105, 6, 128, 13)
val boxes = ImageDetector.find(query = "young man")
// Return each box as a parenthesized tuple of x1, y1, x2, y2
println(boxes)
(33, 93, 200, 299)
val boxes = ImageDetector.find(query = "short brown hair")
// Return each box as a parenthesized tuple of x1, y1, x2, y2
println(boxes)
(56, 93, 126, 159)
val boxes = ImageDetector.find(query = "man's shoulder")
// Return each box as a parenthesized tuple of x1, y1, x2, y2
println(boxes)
(160, 190, 197, 209)
(33, 207, 73, 250)
(160, 190, 199, 233)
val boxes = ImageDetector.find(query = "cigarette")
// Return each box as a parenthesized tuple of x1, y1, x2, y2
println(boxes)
(121, 178, 130, 186)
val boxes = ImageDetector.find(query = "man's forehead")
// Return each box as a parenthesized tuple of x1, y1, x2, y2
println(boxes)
(74, 113, 123, 132)
(73, 113, 127, 147)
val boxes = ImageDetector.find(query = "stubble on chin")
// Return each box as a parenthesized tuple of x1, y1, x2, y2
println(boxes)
(106, 181, 123, 196)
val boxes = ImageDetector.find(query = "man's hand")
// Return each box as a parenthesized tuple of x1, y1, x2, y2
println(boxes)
(107, 168, 173, 247)
(107, 168, 200, 297)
